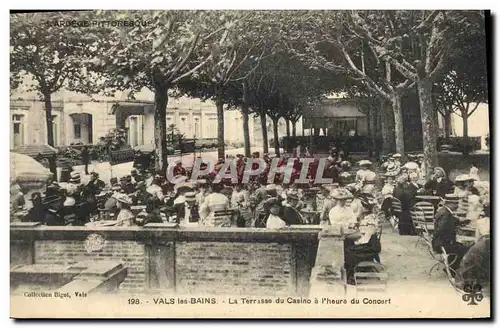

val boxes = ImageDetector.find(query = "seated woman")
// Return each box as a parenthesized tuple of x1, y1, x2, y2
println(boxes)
(114, 194, 135, 227)
(343, 196, 381, 284)
(266, 198, 288, 229)
(327, 188, 355, 233)
(380, 171, 398, 214)
(199, 183, 231, 227)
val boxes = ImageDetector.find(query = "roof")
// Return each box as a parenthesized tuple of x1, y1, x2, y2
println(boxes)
(12, 144, 57, 157)
(109, 101, 154, 115)
(302, 98, 366, 118)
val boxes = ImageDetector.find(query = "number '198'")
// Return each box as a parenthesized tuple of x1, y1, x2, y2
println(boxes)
(128, 298, 140, 305)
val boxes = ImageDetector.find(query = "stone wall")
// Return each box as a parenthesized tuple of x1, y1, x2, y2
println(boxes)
(11, 226, 320, 296)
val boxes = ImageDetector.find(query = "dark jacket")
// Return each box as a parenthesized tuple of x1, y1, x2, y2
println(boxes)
(282, 205, 305, 225)
(424, 177, 454, 198)
(81, 148, 90, 163)
(432, 206, 459, 253)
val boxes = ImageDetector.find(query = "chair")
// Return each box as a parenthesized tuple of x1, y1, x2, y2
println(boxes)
(441, 246, 462, 291)
(456, 198, 469, 220)
(410, 201, 435, 247)
(213, 209, 235, 227)
(385, 196, 402, 231)
(374, 224, 383, 264)
(353, 261, 389, 295)
(98, 208, 114, 221)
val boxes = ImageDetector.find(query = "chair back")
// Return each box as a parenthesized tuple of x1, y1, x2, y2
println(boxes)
(98, 208, 113, 220)
(410, 201, 435, 237)
(354, 261, 389, 294)
(456, 197, 469, 219)
(389, 197, 402, 215)
(213, 209, 234, 217)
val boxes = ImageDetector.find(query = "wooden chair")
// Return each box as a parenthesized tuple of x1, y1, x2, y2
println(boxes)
(410, 201, 435, 247)
(98, 208, 114, 221)
(386, 196, 402, 231)
(213, 209, 235, 227)
(456, 198, 469, 220)
(353, 261, 389, 295)
(374, 224, 383, 264)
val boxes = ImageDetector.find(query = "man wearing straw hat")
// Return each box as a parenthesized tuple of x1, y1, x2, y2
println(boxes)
(432, 195, 471, 273)
(177, 191, 200, 226)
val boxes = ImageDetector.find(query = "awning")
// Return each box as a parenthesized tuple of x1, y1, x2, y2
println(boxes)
(12, 144, 57, 158)
(109, 101, 154, 115)
(302, 98, 365, 119)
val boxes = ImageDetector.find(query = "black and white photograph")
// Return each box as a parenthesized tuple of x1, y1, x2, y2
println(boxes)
(8, 9, 491, 318)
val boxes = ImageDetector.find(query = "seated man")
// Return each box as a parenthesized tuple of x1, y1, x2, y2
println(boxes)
(432, 198, 471, 273)
(283, 192, 306, 225)
(131, 181, 150, 205)
(177, 192, 200, 226)
(131, 169, 144, 183)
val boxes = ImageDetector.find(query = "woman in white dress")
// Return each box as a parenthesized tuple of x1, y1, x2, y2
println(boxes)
(328, 188, 356, 233)
(266, 198, 288, 229)
(114, 193, 135, 227)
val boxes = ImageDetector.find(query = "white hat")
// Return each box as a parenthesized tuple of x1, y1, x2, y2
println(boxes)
(358, 160, 372, 166)
(113, 193, 132, 205)
(455, 174, 473, 182)
(265, 184, 277, 191)
(403, 162, 419, 170)
(185, 191, 197, 202)
(392, 153, 402, 158)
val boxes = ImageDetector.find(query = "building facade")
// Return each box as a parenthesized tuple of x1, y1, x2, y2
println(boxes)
(10, 84, 257, 148)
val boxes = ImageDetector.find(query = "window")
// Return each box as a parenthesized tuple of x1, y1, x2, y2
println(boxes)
(74, 124, 81, 138)
(12, 114, 24, 147)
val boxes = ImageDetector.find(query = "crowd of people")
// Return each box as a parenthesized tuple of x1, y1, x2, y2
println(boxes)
(10, 146, 490, 289)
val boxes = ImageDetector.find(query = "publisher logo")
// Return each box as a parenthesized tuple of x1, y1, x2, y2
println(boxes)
(462, 284, 483, 305)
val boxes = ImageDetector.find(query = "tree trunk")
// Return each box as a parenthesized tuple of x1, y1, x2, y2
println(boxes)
(272, 118, 280, 156)
(380, 99, 394, 154)
(43, 93, 55, 147)
(443, 111, 452, 138)
(462, 112, 469, 137)
(292, 120, 297, 137)
(366, 104, 373, 158)
(241, 103, 251, 158)
(392, 94, 405, 154)
(43, 93, 57, 176)
(285, 119, 291, 138)
(241, 82, 251, 158)
(260, 111, 269, 154)
(153, 90, 169, 173)
(216, 99, 225, 159)
(418, 78, 438, 177)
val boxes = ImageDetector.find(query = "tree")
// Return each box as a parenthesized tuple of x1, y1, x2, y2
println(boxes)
(437, 22, 488, 137)
(336, 10, 484, 175)
(86, 10, 230, 172)
(285, 11, 416, 155)
(10, 11, 97, 174)
(177, 11, 277, 159)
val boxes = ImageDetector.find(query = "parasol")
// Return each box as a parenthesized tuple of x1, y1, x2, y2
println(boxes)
(10, 152, 53, 190)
